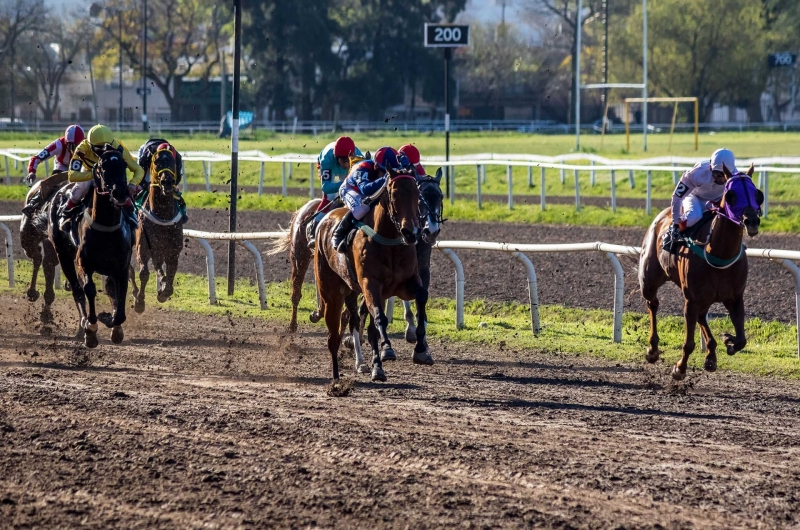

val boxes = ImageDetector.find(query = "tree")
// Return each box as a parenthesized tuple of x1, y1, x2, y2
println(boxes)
(19, 19, 88, 121)
(0, 0, 45, 120)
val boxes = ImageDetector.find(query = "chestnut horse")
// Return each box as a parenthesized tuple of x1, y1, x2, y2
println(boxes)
(129, 146, 184, 313)
(315, 170, 431, 382)
(639, 164, 763, 380)
(48, 147, 133, 347)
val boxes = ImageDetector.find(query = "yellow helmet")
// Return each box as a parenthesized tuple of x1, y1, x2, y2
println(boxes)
(87, 124, 114, 146)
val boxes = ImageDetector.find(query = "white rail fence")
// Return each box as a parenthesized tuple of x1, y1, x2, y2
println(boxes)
(3, 149, 800, 217)
(1, 215, 799, 356)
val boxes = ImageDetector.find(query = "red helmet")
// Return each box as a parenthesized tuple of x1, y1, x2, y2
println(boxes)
(398, 144, 420, 164)
(156, 142, 177, 158)
(333, 136, 356, 158)
(64, 124, 85, 144)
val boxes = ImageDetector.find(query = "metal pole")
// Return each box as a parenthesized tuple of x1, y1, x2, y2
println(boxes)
(575, 0, 582, 151)
(476, 164, 482, 209)
(646, 170, 652, 214)
(642, 0, 648, 151)
(444, 48, 452, 200)
(540, 166, 546, 211)
(574, 169, 581, 211)
(507, 165, 513, 210)
(610, 169, 616, 212)
(88, 48, 98, 122)
(141, 0, 148, 132)
(227, 0, 242, 296)
(118, 14, 123, 129)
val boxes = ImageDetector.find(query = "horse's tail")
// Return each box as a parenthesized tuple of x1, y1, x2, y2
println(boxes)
(266, 210, 297, 256)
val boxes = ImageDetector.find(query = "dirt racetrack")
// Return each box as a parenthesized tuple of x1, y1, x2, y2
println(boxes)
(3, 294, 800, 528)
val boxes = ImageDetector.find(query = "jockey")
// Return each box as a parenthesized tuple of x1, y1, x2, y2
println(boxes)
(137, 138, 189, 223)
(22, 125, 85, 217)
(331, 146, 405, 252)
(662, 147, 738, 252)
(61, 124, 144, 226)
(398, 144, 426, 179)
(306, 136, 362, 247)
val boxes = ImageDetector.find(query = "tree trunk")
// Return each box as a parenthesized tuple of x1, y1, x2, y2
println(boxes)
(746, 97, 764, 123)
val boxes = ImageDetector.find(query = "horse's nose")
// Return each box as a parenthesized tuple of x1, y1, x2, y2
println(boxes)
(401, 227, 416, 244)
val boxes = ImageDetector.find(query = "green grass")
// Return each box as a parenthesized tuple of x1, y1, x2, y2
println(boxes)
(4, 259, 800, 378)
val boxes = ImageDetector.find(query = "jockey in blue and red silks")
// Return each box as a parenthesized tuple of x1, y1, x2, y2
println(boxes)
(331, 146, 406, 252)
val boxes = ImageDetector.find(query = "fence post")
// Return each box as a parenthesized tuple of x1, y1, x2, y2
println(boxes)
(240, 240, 267, 310)
(309, 163, 315, 199)
(4, 156, 9, 185)
(203, 161, 211, 191)
(511, 251, 540, 335)
(481, 163, 486, 184)
(289, 161, 293, 180)
(672, 162, 678, 185)
(540, 166, 546, 211)
(0, 223, 13, 287)
(590, 160, 596, 187)
(628, 169, 635, 189)
(528, 165, 533, 187)
(611, 169, 617, 213)
(560, 166, 565, 184)
(195, 238, 216, 305)
(281, 162, 287, 197)
(574, 169, 581, 212)
(476, 165, 482, 209)
(763, 171, 769, 218)
(507, 165, 513, 210)
(440, 248, 464, 330)
(450, 165, 455, 205)
(258, 162, 265, 196)
(778, 259, 800, 357)
(605, 251, 624, 343)
(646, 170, 652, 215)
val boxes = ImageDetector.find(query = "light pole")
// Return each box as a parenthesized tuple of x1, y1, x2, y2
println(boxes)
(227, 0, 242, 295)
(118, 13, 123, 129)
(142, 0, 148, 131)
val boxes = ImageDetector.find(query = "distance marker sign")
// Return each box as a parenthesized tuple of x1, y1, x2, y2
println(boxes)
(424, 24, 470, 47)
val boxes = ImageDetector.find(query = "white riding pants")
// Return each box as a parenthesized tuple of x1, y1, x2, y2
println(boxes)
(67, 180, 93, 204)
(342, 187, 370, 220)
(681, 195, 709, 228)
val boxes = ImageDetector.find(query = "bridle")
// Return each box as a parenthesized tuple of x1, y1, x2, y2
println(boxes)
(92, 152, 126, 203)
(150, 148, 177, 190)
(385, 172, 418, 237)
(417, 178, 445, 227)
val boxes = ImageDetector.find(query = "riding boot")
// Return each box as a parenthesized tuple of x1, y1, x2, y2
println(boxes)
(332, 211, 356, 253)
(58, 199, 80, 230)
(124, 206, 138, 230)
(306, 211, 325, 249)
(22, 192, 41, 217)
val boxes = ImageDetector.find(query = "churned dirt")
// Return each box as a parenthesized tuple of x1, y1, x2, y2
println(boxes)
(3, 294, 800, 528)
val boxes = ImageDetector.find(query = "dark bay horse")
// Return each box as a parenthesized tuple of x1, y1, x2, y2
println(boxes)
(49, 147, 133, 347)
(315, 170, 430, 382)
(400, 171, 444, 342)
(20, 174, 68, 321)
(130, 146, 184, 313)
(639, 164, 763, 380)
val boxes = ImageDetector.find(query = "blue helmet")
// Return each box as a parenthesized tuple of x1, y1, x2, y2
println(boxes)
(374, 146, 400, 171)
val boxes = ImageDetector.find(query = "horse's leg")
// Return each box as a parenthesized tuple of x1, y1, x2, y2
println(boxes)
(361, 280, 389, 381)
(158, 254, 178, 303)
(82, 270, 99, 349)
(56, 247, 88, 341)
(135, 251, 150, 314)
(129, 264, 139, 300)
(110, 271, 128, 344)
(290, 250, 311, 332)
(25, 239, 42, 302)
(722, 296, 747, 355)
(673, 299, 699, 380)
(345, 292, 368, 374)
(40, 243, 58, 323)
(698, 309, 718, 372)
(412, 279, 434, 365)
(403, 300, 416, 343)
(323, 295, 343, 381)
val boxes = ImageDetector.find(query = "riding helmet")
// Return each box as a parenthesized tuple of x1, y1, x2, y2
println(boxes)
(64, 124, 85, 144)
(87, 124, 114, 146)
(373, 146, 400, 171)
(333, 136, 356, 158)
(710, 148, 738, 174)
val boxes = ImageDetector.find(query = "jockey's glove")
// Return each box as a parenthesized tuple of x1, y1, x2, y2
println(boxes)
(26, 173, 36, 186)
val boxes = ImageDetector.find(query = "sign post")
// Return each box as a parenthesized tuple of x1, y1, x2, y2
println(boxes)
(425, 23, 469, 198)
(228, 0, 242, 296)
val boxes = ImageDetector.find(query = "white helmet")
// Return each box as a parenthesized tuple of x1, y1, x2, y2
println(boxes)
(710, 148, 738, 174)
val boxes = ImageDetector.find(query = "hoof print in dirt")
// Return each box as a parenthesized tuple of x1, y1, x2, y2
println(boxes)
(327, 379, 354, 397)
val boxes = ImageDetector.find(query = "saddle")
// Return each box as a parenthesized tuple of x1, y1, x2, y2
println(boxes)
(679, 210, 716, 241)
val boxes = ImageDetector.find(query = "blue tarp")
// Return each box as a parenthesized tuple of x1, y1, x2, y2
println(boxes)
(226, 111, 254, 128)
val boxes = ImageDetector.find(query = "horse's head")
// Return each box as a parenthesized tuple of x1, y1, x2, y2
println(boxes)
(721, 163, 763, 237)
(385, 168, 420, 245)
(418, 168, 445, 243)
(93, 145, 131, 208)
(151, 144, 177, 196)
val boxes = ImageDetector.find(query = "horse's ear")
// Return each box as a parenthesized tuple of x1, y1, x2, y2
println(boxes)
(724, 189, 737, 206)
(722, 163, 733, 179)
(434, 167, 443, 183)
(755, 189, 764, 205)
(747, 163, 755, 177)
(364, 151, 372, 160)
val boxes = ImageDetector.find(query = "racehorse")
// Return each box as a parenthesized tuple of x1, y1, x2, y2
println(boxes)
(129, 146, 184, 313)
(639, 164, 763, 380)
(400, 171, 444, 343)
(20, 173, 68, 321)
(315, 168, 431, 382)
(49, 146, 133, 347)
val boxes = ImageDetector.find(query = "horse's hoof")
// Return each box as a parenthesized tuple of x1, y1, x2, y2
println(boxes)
(134, 299, 146, 314)
(726, 344, 737, 356)
(26, 289, 40, 302)
(156, 292, 171, 303)
(703, 358, 717, 372)
(671, 365, 686, 381)
(371, 366, 387, 382)
(111, 326, 124, 344)
(645, 348, 661, 364)
(97, 313, 113, 328)
(85, 321, 99, 334)
(404, 325, 417, 343)
(413, 349, 434, 366)
(39, 307, 53, 324)
(357, 363, 371, 375)
(84, 332, 99, 349)
(343, 335, 355, 351)
(380, 347, 396, 362)
(309, 310, 322, 324)
(63, 281, 71, 292)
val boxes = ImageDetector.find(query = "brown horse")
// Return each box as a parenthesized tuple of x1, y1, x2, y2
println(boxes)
(315, 170, 431, 382)
(129, 146, 184, 312)
(639, 164, 763, 380)
(20, 173, 68, 321)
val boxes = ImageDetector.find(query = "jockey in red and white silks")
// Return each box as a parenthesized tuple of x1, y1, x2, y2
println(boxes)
(27, 125, 85, 181)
